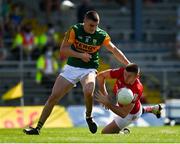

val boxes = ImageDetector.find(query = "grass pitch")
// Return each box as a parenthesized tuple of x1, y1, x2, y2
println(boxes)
(0, 126, 180, 143)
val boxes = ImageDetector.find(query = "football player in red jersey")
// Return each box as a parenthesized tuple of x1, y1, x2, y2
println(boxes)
(95, 63, 162, 134)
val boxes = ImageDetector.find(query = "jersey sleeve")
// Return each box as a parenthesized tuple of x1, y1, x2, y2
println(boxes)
(64, 28, 75, 44)
(110, 68, 124, 79)
(132, 83, 143, 103)
(102, 33, 111, 46)
(138, 85, 143, 98)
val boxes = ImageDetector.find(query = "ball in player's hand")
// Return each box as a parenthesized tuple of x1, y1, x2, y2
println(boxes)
(117, 87, 134, 105)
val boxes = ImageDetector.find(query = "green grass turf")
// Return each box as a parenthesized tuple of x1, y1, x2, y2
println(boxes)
(0, 126, 180, 143)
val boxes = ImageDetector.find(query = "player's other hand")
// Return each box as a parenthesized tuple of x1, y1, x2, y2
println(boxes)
(95, 90, 110, 107)
(80, 53, 92, 62)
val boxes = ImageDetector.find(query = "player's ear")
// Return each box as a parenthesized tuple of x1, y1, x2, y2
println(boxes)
(84, 17, 87, 23)
(136, 74, 140, 78)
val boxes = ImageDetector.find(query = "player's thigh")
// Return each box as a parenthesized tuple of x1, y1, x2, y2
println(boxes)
(114, 115, 132, 130)
(102, 120, 120, 134)
(50, 75, 74, 101)
(80, 72, 96, 95)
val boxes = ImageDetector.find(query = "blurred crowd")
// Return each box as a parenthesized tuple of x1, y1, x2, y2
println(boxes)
(0, 0, 64, 61)
(0, 0, 68, 87)
(0, 0, 179, 87)
(0, 0, 171, 61)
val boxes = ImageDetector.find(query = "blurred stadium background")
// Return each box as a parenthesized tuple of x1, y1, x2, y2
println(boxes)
(0, 0, 180, 129)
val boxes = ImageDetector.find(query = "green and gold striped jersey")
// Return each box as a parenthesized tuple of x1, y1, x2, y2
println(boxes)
(64, 23, 111, 69)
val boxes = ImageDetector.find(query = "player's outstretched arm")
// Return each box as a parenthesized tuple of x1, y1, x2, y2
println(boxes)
(105, 41, 130, 66)
(97, 69, 112, 96)
(95, 91, 134, 118)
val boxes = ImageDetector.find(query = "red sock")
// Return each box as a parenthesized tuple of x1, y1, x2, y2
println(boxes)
(143, 106, 153, 113)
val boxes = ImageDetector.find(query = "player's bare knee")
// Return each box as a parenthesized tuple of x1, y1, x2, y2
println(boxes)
(47, 94, 59, 105)
(101, 129, 106, 134)
(83, 83, 94, 96)
(101, 129, 119, 134)
(101, 129, 112, 134)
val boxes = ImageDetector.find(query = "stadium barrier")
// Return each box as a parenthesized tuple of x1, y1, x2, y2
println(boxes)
(67, 105, 164, 127)
(0, 105, 165, 128)
(0, 106, 73, 128)
(165, 99, 180, 124)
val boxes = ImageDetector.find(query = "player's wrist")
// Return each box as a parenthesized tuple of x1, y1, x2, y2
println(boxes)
(105, 101, 112, 108)
(77, 52, 84, 59)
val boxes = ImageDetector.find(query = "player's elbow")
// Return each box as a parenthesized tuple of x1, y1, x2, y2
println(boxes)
(60, 47, 67, 56)
(96, 74, 102, 81)
(121, 115, 127, 118)
(96, 75, 105, 84)
(60, 47, 64, 55)
(97, 73, 105, 81)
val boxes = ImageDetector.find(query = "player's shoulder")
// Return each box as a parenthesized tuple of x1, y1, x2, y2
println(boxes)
(96, 27, 108, 36)
(71, 23, 83, 30)
(110, 67, 124, 78)
(135, 79, 143, 90)
(111, 67, 124, 73)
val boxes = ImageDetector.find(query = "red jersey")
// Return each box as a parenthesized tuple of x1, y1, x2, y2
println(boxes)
(110, 67, 143, 114)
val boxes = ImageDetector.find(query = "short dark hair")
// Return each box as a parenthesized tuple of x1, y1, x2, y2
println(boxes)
(85, 10, 99, 22)
(125, 63, 140, 74)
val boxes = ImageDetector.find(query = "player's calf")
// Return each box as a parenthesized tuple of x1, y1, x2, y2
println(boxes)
(151, 104, 162, 118)
(143, 104, 162, 118)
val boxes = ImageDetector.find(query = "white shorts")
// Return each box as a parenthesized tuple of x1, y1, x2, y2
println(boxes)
(60, 65, 97, 85)
(114, 105, 142, 129)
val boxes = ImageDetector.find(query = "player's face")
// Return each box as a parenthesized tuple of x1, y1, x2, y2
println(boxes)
(124, 70, 138, 85)
(84, 19, 99, 34)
